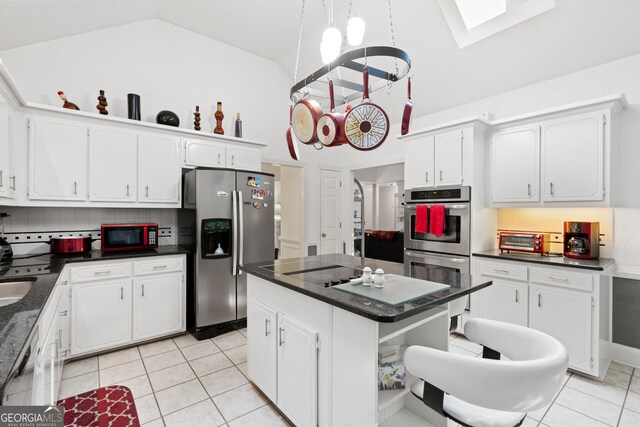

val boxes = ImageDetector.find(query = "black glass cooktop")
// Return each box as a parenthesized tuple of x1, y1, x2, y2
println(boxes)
(285, 266, 363, 288)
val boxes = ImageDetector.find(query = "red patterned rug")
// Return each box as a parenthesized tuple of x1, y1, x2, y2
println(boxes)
(57, 385, 140, 427)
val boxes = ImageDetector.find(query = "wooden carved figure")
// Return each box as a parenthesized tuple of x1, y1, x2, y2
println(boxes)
(96, 90, 108, 115)
(194, 105, 201, 131)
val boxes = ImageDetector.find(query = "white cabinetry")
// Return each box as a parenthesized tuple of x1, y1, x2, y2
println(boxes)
(405, 136, 434, 188)
(0, 94, 16, 199)
(183, 138, 225, 168)
(226, 146, 261, 171)
(69, 255, 186, 357)
(434, 129, 464, 186)
(89, 127, 137, 202)
(29, 118, 87, 201)
(71, 278, 132, 355)
(133, 272, 184, 340)
(138, 134, 181, 203)
(490, 126, 539, 203)
(248, 300, 277, 401)
(541, 112, 604, 202)
(472, 257, 611, 377)
(277, 315, 318, 427)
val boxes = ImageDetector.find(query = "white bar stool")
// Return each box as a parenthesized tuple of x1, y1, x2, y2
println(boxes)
(404, 318, 568, 427)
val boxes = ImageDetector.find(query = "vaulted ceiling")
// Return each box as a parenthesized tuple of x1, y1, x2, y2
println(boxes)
(2, 0, 640, 121)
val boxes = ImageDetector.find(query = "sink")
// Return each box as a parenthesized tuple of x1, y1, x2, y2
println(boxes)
(0, 280, 34, 307)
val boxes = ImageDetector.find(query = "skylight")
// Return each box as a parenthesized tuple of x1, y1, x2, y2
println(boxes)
(438, 0, 556, 48)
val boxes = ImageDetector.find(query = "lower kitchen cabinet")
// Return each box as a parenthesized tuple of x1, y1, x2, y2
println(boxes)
(277, 315, 318, 427)
(248, 300, 277, 401)
(473, 279, 528, 326)
(71, 279, 133, 355)
(529, 284, 592, 373)
(133, 272, 184, 340)
(472, 257, 611, 378)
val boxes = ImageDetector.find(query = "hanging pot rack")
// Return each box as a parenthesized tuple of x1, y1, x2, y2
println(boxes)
(289, 46, 411, 107)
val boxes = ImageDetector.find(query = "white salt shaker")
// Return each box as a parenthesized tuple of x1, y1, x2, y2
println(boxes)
(361, 267, 372, 287)
(374, 268, 385, 288)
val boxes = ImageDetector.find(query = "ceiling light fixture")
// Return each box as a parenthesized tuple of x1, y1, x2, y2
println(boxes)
(347, 15, 365, 46)
(320, 0, 342, 64)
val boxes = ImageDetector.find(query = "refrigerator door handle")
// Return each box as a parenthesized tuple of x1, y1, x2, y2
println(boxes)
(232, 190, 238, 276)
(238, 190, 244, 274)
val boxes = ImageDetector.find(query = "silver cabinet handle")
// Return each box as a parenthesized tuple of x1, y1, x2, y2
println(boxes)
(0, 170, 3, 188)
(515, 290, 519, 303)
(142, 284, 145, 297)
(58, 310, 68, 317)
(231, 155, 235, 166)
(146, 186, 149, 197)
(548, 275, 569, 282)
(73, 181, 77, 195)
(265, 319, 271, 337)
(153, 265, 167, 270)
(58, 330, 63, 349)
(494, 269, 509, 274)
(94, 270, 111, 275)
(538, 294, 542, 307)
(425, 171, 429, 183)
(322, 233, 327, 238)
(218, 153, 221, 164)
(550, 182, 554, 195)
(126, 184, 130, 197)
(439, 170, 443, 181)
(120, 287, 124, 299)
(527, 184, 532, 196)
(279, 327, 285, 346)
(9, 176, 15, 190)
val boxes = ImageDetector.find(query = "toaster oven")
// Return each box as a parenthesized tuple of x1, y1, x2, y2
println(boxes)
(499, 232, 550, 255)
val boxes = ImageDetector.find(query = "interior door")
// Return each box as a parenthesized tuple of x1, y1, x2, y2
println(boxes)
(237, 171, 274, 319)
(491, 126, 540, 202)
(320, 169, 341, 254)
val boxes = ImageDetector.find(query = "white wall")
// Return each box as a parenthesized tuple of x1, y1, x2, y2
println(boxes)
(0, 19, 293, 162)
(377, 185, 396, 230)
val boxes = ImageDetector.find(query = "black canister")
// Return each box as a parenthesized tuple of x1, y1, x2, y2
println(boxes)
(127, 93, 141, 120)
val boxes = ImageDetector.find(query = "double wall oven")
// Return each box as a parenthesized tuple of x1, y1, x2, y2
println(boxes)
(404, 187, 472, 321)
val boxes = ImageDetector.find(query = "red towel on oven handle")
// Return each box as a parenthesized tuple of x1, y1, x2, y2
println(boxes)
(430, 204, 445, 237)
(415, 205, 428, 234)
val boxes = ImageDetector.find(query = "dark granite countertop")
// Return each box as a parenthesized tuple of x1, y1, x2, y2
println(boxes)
(241, 254, 492, 323)
(0, 245, 190, 400)
(473, 250, 615, 271)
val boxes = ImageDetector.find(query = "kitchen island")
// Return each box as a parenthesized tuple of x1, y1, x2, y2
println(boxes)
(242, 254, 492, 427)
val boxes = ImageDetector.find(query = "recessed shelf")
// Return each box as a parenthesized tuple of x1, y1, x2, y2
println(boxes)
(378, 372, 418, 411)
(379, 307, 447, 344)
(379, 408, 428, 427)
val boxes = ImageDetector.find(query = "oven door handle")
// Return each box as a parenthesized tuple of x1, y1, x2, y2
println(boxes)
(404, 250, 468, 263)
(405, 204, 468, 210)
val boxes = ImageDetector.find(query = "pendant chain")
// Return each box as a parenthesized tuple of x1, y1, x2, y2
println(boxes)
(386, 0, 399, 75)
(293, 0, 306, 86)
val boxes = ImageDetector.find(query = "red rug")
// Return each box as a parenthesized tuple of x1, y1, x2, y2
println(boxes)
(57, 385, 140, 427)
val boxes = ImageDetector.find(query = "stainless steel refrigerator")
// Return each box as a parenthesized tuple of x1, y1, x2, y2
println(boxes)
(178, 168, 274, 339)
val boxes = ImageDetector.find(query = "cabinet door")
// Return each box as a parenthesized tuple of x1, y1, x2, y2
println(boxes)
(405, 137, 435, 189)
(247, 300, 277, 402)
(226, 146, 261, 171)
(138, 134, 181, 203)
(29, 118, 87, 200)
(89, 127, 137, 202)
(0, 100, 10, 198)
(491, 126, 540, 202)
(132, 273, 184, 340)
(71, 279, 132, 355)
(434, 129, 463, 186)
(541, 112, 604, 201)
(473, 280, 528, 326)
(277, 314, 318, 427)
(184, 139, 225, 168)
(529, 284, 592, 373)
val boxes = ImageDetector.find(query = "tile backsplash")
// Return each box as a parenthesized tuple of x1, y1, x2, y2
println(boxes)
(0, 207, 177, 255)
(497, 208, 613, 257)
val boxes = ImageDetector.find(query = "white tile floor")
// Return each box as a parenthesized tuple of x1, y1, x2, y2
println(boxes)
(59, 328, 292, 426)
(60, 329, 640, 427)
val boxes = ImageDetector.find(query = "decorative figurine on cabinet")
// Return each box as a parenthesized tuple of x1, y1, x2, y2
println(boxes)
(214, 102, 224, 135)
(234, 113, 242, 138)
(156, 110, 180, 127)
(57, 91, 80, 110)
(96, 90, 108, 115)
(194, 105, 201, 131)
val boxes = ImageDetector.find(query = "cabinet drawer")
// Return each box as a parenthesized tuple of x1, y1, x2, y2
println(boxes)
(70, 262, 131, 283)
(476, 259, 528, 282)
(530, 267, 593, 292)
(134, 256, 183, 276)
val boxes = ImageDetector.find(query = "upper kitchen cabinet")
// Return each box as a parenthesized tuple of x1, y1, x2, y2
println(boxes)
(489, 95, 627, 207)
(89, 127, 137, 202)
(490, 125, 540, 203)
(29, 118, 87, 201)
(138, 133, 181, 204)
(0, 95, 16, 200)
(541, 112, 603, 202)
(183, 138, 225, 168)
(401, 118, 488, 191)
(226, 145, 261, 171)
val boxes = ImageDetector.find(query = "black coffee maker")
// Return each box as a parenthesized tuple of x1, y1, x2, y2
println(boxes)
(563, 221, 599, 259)
(0, 213, 12, 263)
